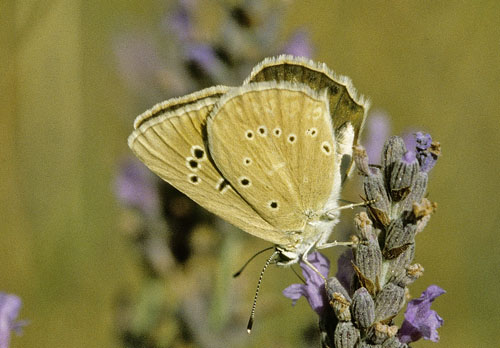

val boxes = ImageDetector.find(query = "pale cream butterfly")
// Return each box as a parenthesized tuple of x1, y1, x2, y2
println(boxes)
(128, 55, 369, 268)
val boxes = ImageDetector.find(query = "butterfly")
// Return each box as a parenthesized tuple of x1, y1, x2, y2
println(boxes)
(128, 55, 369, 267)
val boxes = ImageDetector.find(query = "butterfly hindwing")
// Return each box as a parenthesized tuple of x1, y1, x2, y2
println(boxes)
(245, 55, 370, 181)
(128, 88, 291, 246)
(207, 82, 339, 233)
(244, 55, 369, 145)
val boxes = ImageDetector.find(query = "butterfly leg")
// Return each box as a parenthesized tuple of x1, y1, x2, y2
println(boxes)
(325, 200, 374, 220)
(301, 245, 326, 286)
(316, 239, 355, 250)
(301, 251, 327, 281)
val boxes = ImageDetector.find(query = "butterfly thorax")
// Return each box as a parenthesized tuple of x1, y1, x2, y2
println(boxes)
(275, 209, 339, 266)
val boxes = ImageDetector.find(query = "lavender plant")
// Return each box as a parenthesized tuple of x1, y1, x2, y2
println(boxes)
(284, 133, 444, 347)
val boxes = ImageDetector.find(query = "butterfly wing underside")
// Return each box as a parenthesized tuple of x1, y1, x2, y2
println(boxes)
(245, 55, 370, 180)
(128, 92, 290, 246)
(244, 55, 369, 145)
(207, 82, 340, 234)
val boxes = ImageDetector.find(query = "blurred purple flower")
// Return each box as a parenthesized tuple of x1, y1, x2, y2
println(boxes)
(363, 110, 391, 163)
(398, 285, 445, 344)
(283, 252, 330, 315)
(283, 30, 313, 58)
(115, 157, 160, 214)
(0, 293, 27, 348)
(166, 0, 196, 41)
(185, 43, 220, 77)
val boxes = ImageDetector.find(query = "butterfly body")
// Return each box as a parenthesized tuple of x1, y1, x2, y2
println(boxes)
(128, 55, 369, 266)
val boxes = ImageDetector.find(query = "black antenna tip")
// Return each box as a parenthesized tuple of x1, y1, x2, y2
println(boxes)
(233, 270, 242, 278)
(246, 317, 253, 334)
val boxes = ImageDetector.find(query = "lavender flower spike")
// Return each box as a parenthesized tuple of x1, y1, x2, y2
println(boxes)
(283, 252, 330, 315)
(0, 293, 27, 348)
(398, 285, 445, 344)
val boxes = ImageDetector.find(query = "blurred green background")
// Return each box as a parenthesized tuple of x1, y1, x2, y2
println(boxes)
(1, 1, 499, 347)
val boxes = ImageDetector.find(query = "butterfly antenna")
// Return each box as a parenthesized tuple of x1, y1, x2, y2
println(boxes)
(233, 246, 274, 278)
(246, 250, 278, 334)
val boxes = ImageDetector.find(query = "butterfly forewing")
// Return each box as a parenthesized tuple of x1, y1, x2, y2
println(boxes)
(207, 82, 338, 233)
(128, 94, 290, 245)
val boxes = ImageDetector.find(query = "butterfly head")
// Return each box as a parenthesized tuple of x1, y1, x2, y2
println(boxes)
(274, 246, 301, 266)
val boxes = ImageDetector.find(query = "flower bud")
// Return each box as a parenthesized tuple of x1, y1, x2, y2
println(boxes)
(400, 171, 428, 213)
(354, 212, 377, 241)
(363, 169, 391, 226)
(392, 264, 424, 287)
(367, 322, 398, 344)
(389, 151, 418, 202)
(353, 145, 373, 176)
(381, 136, 407, 182)
(383, 219, 416, 259)
(351, 287, 375, 329)
(354, 239, 382, 292)
(412, 198, 437, 233)
(374, 283, 405, 322)
(326, 277, 351, 303)
(334, 322, 360, 348)
(356, 342, 380, 348)
(331, 292, 352, 321)
(381, 337, 408, 348)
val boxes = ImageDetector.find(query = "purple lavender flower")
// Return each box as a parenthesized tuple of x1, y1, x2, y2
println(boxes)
(404, 132, 440, 173)
(115, 157, 160, 214)
(415, 132, 432, 151)
(282, 30, 313, 58)
(283, 252, 330, 315)
(398, 285, 445, 344)
(415, 132, 438, 173)
(0, 293, 27, 348)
